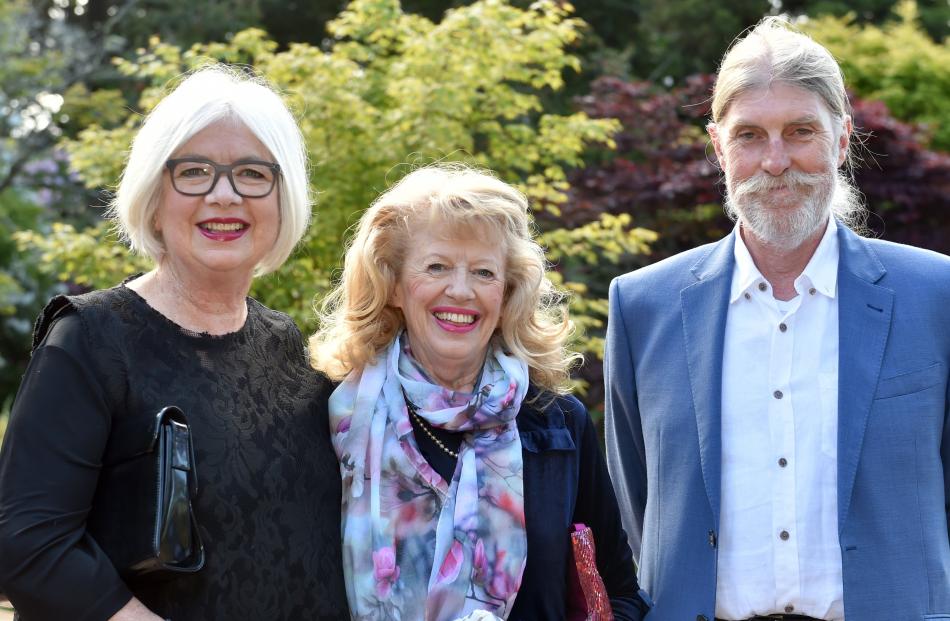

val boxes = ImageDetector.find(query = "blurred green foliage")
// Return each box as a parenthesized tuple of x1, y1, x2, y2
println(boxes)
(0, 189, 65, 411)
(0, 0, 111, 406)
(804, 1, 950, 151)
(27, 0, 655, 369)
(782, 0, 949, 40)
(1, 0, 947, 419)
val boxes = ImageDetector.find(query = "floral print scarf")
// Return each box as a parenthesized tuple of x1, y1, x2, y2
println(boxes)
(330, 333, 529, 621)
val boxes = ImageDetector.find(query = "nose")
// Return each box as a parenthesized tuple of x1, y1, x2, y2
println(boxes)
(205, 173, 242, 206)
(445, 269, 475, 300)
(761, 136, 791, 176)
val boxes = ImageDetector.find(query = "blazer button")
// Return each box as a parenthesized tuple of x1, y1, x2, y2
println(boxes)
(696, 615, 709, 621)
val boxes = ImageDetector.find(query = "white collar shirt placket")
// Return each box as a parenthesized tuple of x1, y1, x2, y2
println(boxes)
(716, 219, 844, 621)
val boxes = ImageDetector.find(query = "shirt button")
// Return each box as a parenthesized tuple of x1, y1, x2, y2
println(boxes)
(778, 457, 788, 467)
(744, 292, 751, 300)
(779, 322, 787, 332)
(758, 282, 768, 291)
(785, 605, 795, 613)
(773, 390, 784, 399)
(780, 530, 790, 541)
(809, 287, 817, 295)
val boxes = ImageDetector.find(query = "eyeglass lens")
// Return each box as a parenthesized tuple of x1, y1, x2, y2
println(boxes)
(169, 160, 276, 198)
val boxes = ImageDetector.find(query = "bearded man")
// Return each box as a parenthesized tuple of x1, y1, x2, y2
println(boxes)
(604, 17, 950, 621)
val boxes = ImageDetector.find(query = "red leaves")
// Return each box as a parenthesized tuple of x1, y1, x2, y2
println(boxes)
(562, 75, 949, 259)
(559, 74, 729, 262)
(851, 96, 950, 253)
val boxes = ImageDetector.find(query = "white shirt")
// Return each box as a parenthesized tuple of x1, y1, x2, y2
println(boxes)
(715, 219, 844, 620)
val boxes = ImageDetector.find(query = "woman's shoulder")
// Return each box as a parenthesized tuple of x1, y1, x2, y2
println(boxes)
(520, 388, 588, 424)
(246, 297, 301, 335)
(32, 284, 136, 351)
(29, 287, 136, 412)
(517, 388, 591, 452)
(245, 298, 332, 385)
(246, 297, 313, 353)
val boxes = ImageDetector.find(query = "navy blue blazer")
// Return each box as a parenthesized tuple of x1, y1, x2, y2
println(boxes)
(604, 224, 950, 620)
(413, 390, 649, 619)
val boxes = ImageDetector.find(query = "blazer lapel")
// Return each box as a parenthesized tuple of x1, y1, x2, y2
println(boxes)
(836, 226, 893, 532)
(681, 234, 735, 528)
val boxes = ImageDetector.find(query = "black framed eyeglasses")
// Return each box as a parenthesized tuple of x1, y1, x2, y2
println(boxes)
(165, 157, 281, 198)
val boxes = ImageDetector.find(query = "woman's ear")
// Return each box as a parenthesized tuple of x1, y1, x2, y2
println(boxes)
(389, 284, 403, 309)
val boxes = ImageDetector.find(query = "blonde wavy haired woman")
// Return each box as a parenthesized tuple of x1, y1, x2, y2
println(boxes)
(312, 164, 649, 621)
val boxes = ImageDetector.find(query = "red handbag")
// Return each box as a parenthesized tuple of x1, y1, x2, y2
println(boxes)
(566, 523, 614, 621)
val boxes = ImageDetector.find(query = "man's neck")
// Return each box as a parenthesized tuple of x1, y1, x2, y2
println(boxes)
(740, 223, 827, 301)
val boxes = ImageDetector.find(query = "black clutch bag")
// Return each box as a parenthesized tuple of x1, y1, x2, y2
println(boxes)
(86, 405, 205, 578)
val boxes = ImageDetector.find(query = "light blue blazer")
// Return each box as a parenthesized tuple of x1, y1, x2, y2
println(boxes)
(605, 224, 950, 621)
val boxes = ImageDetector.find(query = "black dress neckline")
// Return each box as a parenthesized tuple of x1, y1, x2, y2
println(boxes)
(407, 407, 463, 482)
(119, 283, 254, 342)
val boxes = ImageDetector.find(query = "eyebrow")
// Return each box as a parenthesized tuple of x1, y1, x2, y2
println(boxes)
(416, 253, 502, 266)
(730, 114, 822, 129)
(172, 153, 271, 162)
(786, 114, 822, 125)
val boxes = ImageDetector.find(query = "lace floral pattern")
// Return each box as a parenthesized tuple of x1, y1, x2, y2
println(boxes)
(58, 285, 348, 619)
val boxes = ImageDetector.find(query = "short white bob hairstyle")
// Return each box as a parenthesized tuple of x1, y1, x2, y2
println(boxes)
(111, 64, 310, 275)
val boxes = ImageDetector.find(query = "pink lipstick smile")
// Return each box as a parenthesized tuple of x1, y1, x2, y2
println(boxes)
(431, 306, 480, 333)
(197, 218, 249, 241)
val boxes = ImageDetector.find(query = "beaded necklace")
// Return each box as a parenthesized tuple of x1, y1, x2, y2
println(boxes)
(405, 397, 459, 459)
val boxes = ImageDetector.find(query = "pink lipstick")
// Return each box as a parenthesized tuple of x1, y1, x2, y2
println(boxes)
(431, 306, 480, 333)
(197, 218, 249, 242)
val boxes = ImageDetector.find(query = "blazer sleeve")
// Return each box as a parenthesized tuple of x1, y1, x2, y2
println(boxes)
(0, 312, 132, 620)
(569, 399, 648, 621)
(603, 277, 649, 562)
(943, 376, 950, 541)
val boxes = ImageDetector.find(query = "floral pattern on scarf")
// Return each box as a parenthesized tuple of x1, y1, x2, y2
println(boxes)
(330, 333, 529, 621)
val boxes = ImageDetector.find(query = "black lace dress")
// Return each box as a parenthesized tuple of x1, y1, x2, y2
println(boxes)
(0, 284, 349, 621)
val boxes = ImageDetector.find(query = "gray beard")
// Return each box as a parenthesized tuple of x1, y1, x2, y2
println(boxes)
(725, 169, 836, 251)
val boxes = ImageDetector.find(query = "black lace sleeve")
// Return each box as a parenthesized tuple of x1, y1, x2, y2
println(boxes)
(0, 311, 133, 621)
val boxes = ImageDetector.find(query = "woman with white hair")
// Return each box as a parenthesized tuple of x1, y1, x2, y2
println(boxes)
(312, 164, 648, 620)
(0, 66, 348, 620)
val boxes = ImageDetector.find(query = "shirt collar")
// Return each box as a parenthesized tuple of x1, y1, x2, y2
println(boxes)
(799, 217, 839, 299)
(730, 217, 840, 304)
